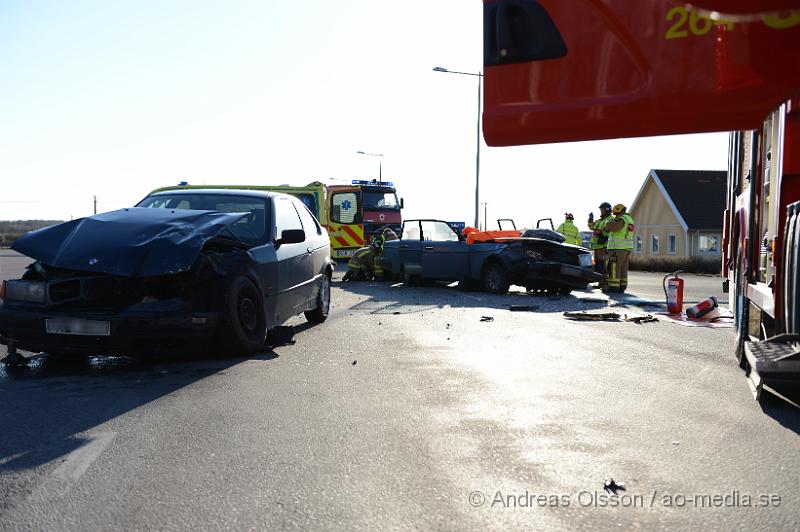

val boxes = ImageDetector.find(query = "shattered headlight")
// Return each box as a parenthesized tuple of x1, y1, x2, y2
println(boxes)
(4, 280, 47, 304)
(578, 254, 593, 267)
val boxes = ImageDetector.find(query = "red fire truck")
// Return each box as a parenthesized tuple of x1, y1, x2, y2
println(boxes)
(481, 0, 800, 400)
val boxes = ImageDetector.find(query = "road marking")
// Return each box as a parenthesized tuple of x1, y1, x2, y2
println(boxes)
(51, 431, 115, 485)
(0, 451, 27, 467)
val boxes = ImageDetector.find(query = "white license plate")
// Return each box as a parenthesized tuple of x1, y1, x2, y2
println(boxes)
(335, 249, 355, 258)
(45, 318, 111, 336)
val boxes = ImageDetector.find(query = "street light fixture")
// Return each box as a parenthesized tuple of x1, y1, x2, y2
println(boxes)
(356, 150, 384, 183)
(433, 66, 483, 229)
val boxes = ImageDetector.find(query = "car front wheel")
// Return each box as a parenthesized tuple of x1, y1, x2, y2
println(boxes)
(482, 262, 510, 294)
(305, 273, 331, 324)
(216, 275, 267, 356)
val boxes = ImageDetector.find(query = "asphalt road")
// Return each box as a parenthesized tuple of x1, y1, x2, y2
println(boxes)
(0, 251, 798, 531)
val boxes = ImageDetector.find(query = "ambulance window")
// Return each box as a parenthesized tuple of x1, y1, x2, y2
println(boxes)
(291, 193, 318, 219)
(294, 201, 322, 235)
(331, 192, 361, 224)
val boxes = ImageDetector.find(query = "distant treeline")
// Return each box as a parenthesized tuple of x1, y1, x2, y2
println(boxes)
(0, 220, 64, 247)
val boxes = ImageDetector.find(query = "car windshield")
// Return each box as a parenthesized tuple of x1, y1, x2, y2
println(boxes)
(136, 193, 270, 245)
(362, 189, 399, 210)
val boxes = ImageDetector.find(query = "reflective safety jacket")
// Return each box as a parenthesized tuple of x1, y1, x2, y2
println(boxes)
(587, 215, 611, 250)
(556, 220, 581, 246)
(347, 246, 375, 272)
(606, 213, 635, 250)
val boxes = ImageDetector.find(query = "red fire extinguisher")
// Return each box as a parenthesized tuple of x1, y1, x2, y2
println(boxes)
(686, 296, 719, 319)
(663, 270, 684, 314)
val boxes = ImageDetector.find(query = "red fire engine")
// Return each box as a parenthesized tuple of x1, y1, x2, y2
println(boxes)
(481, 0, 800, 401)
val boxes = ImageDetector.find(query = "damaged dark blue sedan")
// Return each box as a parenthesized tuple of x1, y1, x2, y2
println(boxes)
(0, 189, 332, 358)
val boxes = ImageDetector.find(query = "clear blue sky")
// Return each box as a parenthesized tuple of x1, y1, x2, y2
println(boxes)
(0, 1, 728, 229)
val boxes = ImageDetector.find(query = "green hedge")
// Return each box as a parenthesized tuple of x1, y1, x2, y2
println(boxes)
(629, 255, 721, 275)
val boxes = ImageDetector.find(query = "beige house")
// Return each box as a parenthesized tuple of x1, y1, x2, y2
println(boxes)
(629, 169, 726, 258)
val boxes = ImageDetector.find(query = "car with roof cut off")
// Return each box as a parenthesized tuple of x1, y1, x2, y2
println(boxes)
(379, 219, 599, 294)
(0, 189, 332, 358)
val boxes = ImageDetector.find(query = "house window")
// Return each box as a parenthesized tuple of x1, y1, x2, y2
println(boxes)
(698, 234, 720, 254)
(667, 234, 677, 255)
(635, 235, 643, 254)
(651, 234, 660, 254)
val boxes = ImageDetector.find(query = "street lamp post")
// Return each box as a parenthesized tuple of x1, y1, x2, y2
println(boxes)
(356, 150, 384, 183)
(433, 66, 483, 229)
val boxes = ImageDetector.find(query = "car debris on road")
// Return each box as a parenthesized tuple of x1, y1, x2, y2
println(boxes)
(563, 311, 622, 321)
(265, 326, 296, 348)
(509, 305, 540, 312)
(624, 314, 658, 324)
(604, 478, 626, 494)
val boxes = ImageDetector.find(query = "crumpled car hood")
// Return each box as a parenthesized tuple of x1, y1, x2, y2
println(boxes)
(12, 208, 249, 277)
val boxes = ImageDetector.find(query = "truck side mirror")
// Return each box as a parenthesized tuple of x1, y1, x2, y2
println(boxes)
(400, 198, 404, 209)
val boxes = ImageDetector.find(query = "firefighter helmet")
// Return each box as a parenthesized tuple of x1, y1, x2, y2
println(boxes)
(612, 203, 626, 215)
(599, 202, 612, 211)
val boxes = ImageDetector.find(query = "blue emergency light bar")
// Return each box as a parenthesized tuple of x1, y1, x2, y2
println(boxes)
(351, 179, 394, 187)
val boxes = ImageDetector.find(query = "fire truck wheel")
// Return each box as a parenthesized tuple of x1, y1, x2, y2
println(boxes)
(482, 262, 510, 294)
(305, 273, 331, 324)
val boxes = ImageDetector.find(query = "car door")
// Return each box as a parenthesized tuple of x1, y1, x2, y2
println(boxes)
(294, 199, 327, 301)
(420, 221, 469, 281)
(482, 0, 800, 147)
(398, 221, 423, 277)
(273, 197, 309, 319)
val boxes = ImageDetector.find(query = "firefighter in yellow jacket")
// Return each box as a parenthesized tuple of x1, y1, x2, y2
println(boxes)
(556, 213, 581, 246)
(342, 228, 397, 281)
(603, 203, 635, 293)
(587, 202, 612, 290)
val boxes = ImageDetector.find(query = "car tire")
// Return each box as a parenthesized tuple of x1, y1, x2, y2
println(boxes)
(402, 266, 419, 287)
(482, 262, 510, 294)
(459, 279, 481, 291)
(216, 276, 267, 356)
(305, 273, 331, 324)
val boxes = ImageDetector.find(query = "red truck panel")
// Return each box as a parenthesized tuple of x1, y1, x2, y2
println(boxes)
(483, 0, 800, 146)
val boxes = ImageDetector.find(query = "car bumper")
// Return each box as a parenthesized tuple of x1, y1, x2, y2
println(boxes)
(522, 261, 601, 288)
(0, 302, 220, 357)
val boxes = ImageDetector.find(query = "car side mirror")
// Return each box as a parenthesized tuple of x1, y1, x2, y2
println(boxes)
(277, 229, 305, 247)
